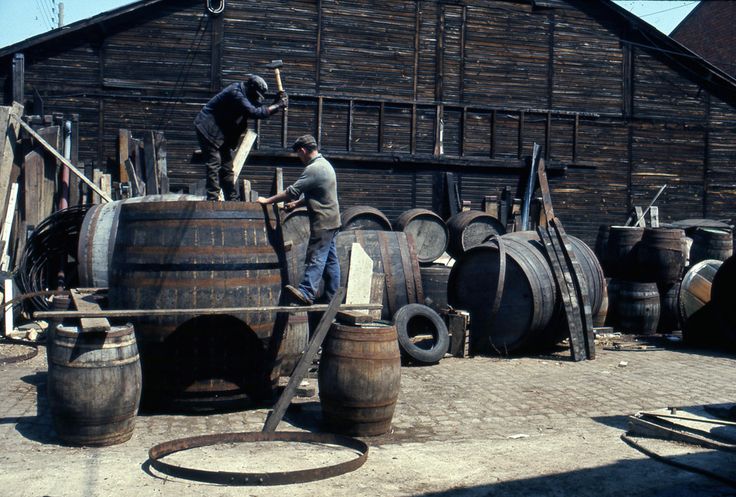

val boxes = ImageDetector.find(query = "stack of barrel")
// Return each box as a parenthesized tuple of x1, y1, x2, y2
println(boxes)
(597, 223, 734, 336)
(597, 226, 686, 334)
(678, 226, 734, 347)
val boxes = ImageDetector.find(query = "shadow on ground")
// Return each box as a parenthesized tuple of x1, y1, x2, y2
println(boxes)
(415, 451, 736, 497)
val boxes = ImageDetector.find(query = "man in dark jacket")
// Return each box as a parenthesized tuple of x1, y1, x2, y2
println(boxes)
(195, 75, 287, 200)
(258, 134, 341, 305)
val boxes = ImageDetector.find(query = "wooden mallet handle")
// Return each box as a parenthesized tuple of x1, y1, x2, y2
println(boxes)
(274, 68, 284, 92)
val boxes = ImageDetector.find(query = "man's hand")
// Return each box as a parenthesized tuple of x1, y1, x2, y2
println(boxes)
(275, 91, 288, 109)
(257, 196, 269, 205)
(284, 200, 299, 212)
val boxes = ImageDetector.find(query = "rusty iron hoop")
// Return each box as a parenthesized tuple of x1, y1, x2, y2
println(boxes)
(0, 339, 38, 364)
(148, 431, 369, 486)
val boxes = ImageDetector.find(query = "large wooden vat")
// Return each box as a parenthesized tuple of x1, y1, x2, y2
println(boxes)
(108, 201, 286, 407)
(318, 322, 401, 437)
(394, 208, 449, 264)
(448, 235, 557, 354)
(335, 230, 423, 321)
(47, 324, 142, 446)
(77, 194, 201, 288)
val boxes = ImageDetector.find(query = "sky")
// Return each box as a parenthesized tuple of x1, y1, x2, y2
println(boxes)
(0, 1, 701, 49)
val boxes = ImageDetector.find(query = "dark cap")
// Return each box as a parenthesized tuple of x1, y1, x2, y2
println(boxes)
(291, 134, 318, 151)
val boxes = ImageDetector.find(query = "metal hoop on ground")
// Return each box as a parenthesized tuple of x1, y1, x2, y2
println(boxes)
(148, 431, 369, 485)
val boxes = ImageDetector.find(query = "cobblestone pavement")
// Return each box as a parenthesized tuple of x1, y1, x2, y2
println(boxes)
(1, 340, 736, 497)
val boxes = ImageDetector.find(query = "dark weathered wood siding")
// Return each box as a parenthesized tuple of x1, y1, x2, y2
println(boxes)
(1, 0, 735, 245)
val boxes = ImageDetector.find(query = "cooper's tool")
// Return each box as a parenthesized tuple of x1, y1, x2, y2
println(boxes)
(265, 59, 284, 93)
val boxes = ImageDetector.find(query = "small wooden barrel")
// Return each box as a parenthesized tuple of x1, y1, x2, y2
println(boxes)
(276, 313, 309, 377)
(318, 322, 401, 437)
(657, 281, 681, 333)
(609, 280, 660, 335)
(689, 228, 733, 266)
(420, 263, 452, 313)
(340, 206, 392, 231)
(394, 208, 449, 264)
(681, 259, 722, 325)
(605, 226, 643, 279)
(446, 210, 506, 260)
(47, 324, 142, 446)
(636, 227, 687, 284)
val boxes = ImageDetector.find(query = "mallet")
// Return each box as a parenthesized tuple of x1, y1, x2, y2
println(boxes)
(265, 59, 285, 93)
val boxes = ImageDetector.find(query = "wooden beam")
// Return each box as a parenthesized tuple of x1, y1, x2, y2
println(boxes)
(232, 129, 257, 182)
(262, 287, 346, 433)
(0, 104, 23, 224)
(34, 301, 381, 319)
(0, 183, 18, 271)
(70, 288, 111, 332)
(16, 117, 112, 202)
(144, 131, 159, 195)
(118, 128, 130, 182)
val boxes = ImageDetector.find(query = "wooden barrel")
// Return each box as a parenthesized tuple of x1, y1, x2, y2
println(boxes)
(447, 235, 557, 354)
(657, 281, 681, 333)
(594, 224, 610, 274)
(47, 324, 142, 446)
(681, 259, 722, 325)
(394, 208, 449, 264)
(280, 207, 310, 247)
(605, 226, 643, 279)
(340, 206, 392, 231)
(446, 210, 506, 260)
(506, 231, 606, 322)
(608, 280, 660, 334)
(318, 322, 401, 436)
(636, 227, 686, 284)
(108, 201, 286, 407)
(335, 230, 423, 321)
(77, 194, 202, 287)
(689, 228, 733, 266)
(419, 263, 452, 313)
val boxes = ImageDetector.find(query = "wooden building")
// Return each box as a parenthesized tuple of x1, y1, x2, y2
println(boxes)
(671, 1, 736, 79)
(1, 0, 735, 244)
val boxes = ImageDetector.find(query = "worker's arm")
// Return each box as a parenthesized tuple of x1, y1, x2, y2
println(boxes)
(284, 197, 306, 212)
(257, 191, 292, 205)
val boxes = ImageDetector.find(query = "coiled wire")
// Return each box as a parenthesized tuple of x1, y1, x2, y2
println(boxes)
(17, 205, 91, 312)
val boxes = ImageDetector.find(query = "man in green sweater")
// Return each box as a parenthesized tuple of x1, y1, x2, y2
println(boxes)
(258, 135, 341, 305)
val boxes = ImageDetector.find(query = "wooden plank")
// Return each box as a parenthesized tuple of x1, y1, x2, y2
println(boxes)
(274, 167, 284, 208)
(336, 310, 373, 325)
(34, 301, 380, 319)
(3, 278, 13, 337)
(124, 158, 143, 196)
(155, 131, 169, 194)
(118, 129, 130, 182)
(70, 288, 111, 332)
(262, 287, 345, 433)
(345, 242, 373, 307)
(447, 311, 468, 358)
(92, 169, 103, 204)
(240, 179, 252, 202)
(232, 129, 257, 181)
(144, 131, 159, 195)
(23, 150, 44, 228)
(0, 183, 18, 271)
(0, 104, 23, 224)
(15, 117, 112, 202)
(369, 273, 385, 320)
(650, 206, 659, 228)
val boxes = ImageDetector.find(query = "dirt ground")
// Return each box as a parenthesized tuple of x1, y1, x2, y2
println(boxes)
(1, 335, 735, 497)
